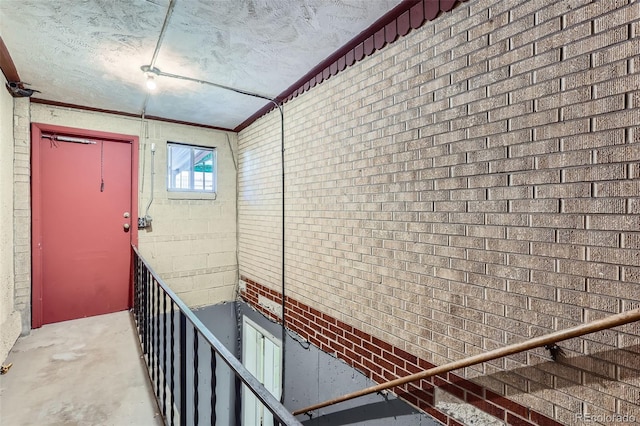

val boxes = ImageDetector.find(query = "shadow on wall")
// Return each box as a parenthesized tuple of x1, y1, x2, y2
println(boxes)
(326, 344, 640, 426)
(423, 343, 640, 419)
(482, 344, 639, 394)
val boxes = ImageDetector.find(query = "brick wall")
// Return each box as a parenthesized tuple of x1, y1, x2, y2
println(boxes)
(238, 111, 284, 288)
(241, 277, 564, 426)
(238, 0, 640, 424)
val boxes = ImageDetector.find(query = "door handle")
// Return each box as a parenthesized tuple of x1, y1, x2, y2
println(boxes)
(123, 223, 130, 230)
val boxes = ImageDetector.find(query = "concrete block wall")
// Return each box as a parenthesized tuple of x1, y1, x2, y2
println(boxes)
(13, 97, 31, 335)
(0, 76, 22, 362)
(27, 104, 238, 310)
(238, 0, 640, 424)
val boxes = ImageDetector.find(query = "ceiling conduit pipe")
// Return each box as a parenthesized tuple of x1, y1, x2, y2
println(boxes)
(141, 0, 177, 116)
(150, 0, 177, 69)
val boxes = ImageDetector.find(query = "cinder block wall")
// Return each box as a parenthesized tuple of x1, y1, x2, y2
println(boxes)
(12, 98, 31, 335)
(0, 76, 22, 361)
(29, 104, 238, 309)
(238, 0, 640, 424)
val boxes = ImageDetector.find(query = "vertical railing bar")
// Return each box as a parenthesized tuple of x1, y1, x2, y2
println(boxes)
(210, 347, 216, 425)
(142, 267, 147, 355)
(193, 327, 199, 426)
(136, 256, 141, 326)
(138, 256, 142, 326)
(150, 273, 156, 385)
(141, 265, 145, 351)
(155, 279, 160, 399)
(133, 255, 138, 326)
(179, 312, 187, 426)
(149, 270, 152, 361)
(170, 301, 175, 426)
(162, 290, 167, 419)
(139, 257, 143, 330)
(150, 272, 154, 361)
(140, 269, 149, 352)
(151, 277, 155, 388)
(145, 269, 150, 357)
(136, 255, 142, 328)
(149, 270, 153, 359)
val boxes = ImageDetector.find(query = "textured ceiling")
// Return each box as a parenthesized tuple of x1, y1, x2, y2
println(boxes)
(0, 0, 403, 130)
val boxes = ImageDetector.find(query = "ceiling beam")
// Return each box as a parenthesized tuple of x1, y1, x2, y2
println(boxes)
(0, 36, 20, 85)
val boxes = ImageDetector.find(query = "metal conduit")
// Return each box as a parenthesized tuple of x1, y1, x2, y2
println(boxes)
(150, 0, 177, 69)
(293, 307, 640, 416)
(141, 0, 177, 116)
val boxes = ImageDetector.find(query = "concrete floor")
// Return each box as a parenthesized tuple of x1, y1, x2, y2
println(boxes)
(0, 311, 163, 426)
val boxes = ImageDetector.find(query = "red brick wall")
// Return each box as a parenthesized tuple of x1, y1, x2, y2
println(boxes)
(241, 276, 564, 426)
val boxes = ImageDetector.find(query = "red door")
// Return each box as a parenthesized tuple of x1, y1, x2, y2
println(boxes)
(32, 124, 138, 327)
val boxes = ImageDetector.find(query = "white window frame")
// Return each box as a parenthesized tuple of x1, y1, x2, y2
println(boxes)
(166, 142, 217, 197)
(242, 316, 282, 426)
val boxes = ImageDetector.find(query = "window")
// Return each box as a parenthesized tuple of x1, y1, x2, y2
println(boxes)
(167, 142, 216, 192)
(242, 317, 282, 426)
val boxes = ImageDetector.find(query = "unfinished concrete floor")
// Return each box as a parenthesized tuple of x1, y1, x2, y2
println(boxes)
(0, 311, 163, 426)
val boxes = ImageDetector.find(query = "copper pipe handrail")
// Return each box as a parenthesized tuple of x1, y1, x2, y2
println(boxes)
(292, 308, 640, 416)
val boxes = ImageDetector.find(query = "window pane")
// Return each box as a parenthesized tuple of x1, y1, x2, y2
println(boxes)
(193, 149, 213, 191)
(167, 143, 215, 192)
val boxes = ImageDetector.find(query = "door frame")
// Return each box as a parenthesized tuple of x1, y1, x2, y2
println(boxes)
(31, 123, 139, 328)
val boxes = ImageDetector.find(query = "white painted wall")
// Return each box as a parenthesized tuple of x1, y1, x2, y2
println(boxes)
(0, 77, 21, 362)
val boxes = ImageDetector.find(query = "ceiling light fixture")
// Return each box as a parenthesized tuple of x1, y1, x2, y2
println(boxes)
(145, 74, 157, 90)
(141, 65, 160, 91)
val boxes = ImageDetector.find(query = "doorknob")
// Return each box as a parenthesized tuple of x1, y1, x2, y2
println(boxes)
(123, 223, 130, 230)
(123, 212, 130, 218)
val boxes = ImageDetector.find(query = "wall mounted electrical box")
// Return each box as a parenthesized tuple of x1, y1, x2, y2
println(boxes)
(137, 216, 152, 229)
(137, 217, 147, 229)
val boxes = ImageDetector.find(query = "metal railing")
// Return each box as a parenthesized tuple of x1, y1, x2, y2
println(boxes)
(132, 246, 301, 426)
